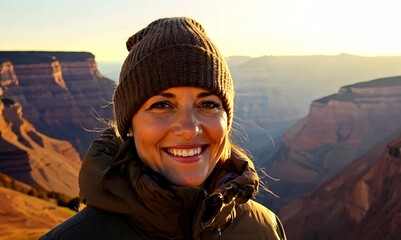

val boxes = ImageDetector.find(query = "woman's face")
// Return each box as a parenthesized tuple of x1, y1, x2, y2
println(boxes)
(131, 86, 228, 187)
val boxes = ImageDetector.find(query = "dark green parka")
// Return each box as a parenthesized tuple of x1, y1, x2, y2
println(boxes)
(40, 129, 286, 240)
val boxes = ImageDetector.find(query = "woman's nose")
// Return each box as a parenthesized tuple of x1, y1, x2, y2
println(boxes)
(173, 108, 201, 139)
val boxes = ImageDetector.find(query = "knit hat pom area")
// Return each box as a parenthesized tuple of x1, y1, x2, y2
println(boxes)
(113, 17, 234, 140)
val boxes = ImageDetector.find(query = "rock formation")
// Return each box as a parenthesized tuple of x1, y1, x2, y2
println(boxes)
(229, 54, 401, 163)
(281, 135, 401, 240)
(263, 76, 401, 210)
(231, 54, 401, 115)
(0, 95, 81, 197)
(0, 51, 115, 156)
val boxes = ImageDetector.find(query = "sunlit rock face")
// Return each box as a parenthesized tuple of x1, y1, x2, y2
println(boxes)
(0, 97, 81, 197)
(0, 51, 116, 156)
(262, 76, 401, 210)
(281, 136, 401, 240)
(0, 60, 19, 87)
(230, 54, 401, 116)
(228, 54, 401, 166)
(0, 187, 75, 239)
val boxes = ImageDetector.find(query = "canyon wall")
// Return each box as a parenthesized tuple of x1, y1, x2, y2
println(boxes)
(263, 76, 401, 210)
(282, 135, 401, 239)
(0, 97, 81, 197)
(229, 54, 401, 162)
(0, 51, 115, 156)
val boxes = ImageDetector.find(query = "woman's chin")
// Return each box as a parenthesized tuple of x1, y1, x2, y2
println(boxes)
(168, 174, 206, 187)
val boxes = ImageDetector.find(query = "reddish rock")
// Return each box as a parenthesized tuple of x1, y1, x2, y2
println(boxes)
(0, 60, 19, 87)
(0, 51, 115, 156)
(281, 135, 401, 240)
(263, 76, 401, 210)
(0, 187, 75, 239)
(0, 97, 80, 197)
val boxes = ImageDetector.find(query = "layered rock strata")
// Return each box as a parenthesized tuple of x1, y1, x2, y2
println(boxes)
(282, 135, 401, 240)
(0, 96, 80, 196)
(0, 51, 115, 155)
(264, 76, 401, 210)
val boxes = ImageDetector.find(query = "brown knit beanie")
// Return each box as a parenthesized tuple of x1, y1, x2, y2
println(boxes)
(113, 17, 234, 140)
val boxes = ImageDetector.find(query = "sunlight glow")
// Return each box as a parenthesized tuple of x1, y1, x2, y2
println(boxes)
(1, 0, 401, 61)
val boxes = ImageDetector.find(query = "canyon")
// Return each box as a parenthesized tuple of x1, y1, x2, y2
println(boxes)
(0, 94, 81, 197)
(263, 76, 401, 211)
(0, 51, 116, 240)
(281, 135, 401, 239)
(1, 51, 401, 239)
(0, 51, 116, 156)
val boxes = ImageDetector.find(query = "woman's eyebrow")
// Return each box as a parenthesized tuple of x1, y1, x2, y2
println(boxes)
(157, 92, 176, 98)
(197, 92, 214, 98)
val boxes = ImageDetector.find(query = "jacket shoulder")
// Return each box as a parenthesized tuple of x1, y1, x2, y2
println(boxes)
(222, 200, 287, 240)
(39, 207, 142, 240)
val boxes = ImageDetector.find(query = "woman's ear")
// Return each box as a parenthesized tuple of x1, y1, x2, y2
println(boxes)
(126, 129, 134, 138)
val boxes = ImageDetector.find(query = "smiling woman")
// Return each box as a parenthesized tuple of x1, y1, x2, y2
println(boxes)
(40, 17, 286, 240)
(132, 87, 228, 187)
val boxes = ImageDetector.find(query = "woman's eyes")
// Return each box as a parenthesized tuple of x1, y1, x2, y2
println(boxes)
(198, 100, 221, 110)
(147, 100, 222, 113)
(198, 100, 223, 114)
(148, 101, 173, 110)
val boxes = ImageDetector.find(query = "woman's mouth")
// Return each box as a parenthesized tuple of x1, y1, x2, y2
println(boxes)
(163, 145, 207, 163)
(166, 146, 203, 157)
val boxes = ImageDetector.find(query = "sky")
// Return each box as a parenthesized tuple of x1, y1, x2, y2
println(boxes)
(1, 0, 401, 62)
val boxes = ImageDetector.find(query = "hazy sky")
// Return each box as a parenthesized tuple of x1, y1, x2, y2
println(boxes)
(1, 0, 401, 61)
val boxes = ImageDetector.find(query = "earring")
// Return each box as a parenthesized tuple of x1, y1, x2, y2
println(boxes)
(127, 132, 133, 138)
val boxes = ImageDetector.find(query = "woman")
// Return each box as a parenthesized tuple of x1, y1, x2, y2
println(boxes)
(41, 17, 286, 240)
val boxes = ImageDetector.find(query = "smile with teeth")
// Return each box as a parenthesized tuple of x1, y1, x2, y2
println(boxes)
(166, 147, 203, 157)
